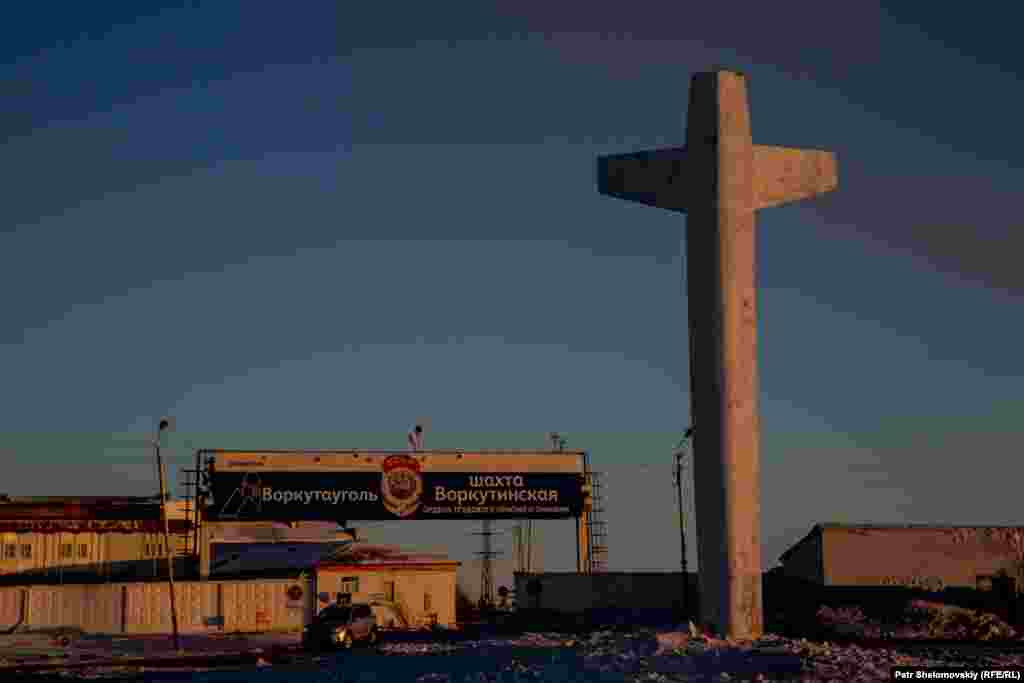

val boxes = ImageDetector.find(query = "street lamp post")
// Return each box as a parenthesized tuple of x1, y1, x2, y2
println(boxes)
(155, 418, 181, 652)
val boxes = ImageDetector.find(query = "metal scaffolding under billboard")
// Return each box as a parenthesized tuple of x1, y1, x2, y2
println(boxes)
(206, 450, 587, 522)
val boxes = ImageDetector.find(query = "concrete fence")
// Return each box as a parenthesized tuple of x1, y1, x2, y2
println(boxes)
(513, 572, 700, 627)
(0, 578, 315, 635)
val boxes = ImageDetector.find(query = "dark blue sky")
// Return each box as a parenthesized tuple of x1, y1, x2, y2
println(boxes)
(2, 2, 1021, 595)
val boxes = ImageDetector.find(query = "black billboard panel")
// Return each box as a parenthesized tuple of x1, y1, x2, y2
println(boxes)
(210, 458, 584, 521)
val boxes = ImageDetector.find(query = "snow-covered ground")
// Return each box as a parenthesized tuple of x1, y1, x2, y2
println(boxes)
(3, 628, 1024, 682)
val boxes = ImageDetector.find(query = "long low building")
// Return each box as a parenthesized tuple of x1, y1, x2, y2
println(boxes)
(0, 498, 345, 576)
(0, 497, 193, 581)
(778, 523, 1024, 593)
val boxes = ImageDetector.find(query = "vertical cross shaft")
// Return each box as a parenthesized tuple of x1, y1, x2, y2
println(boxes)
(596, 69, 838, 639)
(685, 71, 761, 640)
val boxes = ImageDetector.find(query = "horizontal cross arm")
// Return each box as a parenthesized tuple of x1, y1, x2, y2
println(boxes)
(753, 145, 838, 210)
(596, 147, 690, 213)
(598, 145, 838, 213)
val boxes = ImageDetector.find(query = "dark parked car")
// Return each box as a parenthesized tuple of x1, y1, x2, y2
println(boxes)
(302, 604, 379, 651)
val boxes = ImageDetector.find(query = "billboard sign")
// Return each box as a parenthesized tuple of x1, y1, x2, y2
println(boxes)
(209, 453, 585, 521)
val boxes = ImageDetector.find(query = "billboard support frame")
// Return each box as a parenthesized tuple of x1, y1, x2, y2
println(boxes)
(193, 448, 594, 577)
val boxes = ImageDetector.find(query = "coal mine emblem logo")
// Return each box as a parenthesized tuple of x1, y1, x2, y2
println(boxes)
(381, 454, 423, 518)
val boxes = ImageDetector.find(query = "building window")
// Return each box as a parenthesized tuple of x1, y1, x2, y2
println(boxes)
(78, 544, 89, 559)
(144, 542, 165, 558)
(340, 576, 359, 594)
(424, 592, 431, 612)
(60, 544, 74, 559)
(384, 581, 395, 602)
(3, 544, 15, 559)
(20, 544, 31, 559)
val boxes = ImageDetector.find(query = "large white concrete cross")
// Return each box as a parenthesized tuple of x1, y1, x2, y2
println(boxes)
(596, 69, 838, 639)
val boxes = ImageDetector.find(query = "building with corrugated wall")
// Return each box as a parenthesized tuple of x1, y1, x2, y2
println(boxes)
(778, 523, 1024, 592)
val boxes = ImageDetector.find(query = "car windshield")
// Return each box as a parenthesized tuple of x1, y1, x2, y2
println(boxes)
(318, 606, 352, 622)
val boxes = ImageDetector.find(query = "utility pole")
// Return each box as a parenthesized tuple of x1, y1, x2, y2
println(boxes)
(155, 418, 181, 652)
(673, 427, 694, 620)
